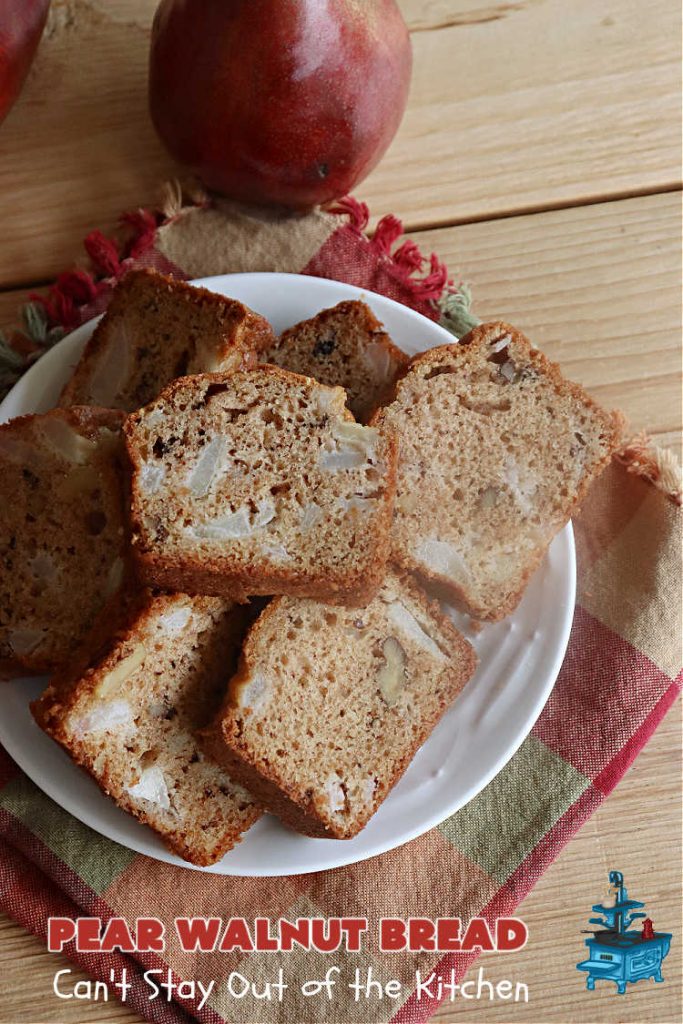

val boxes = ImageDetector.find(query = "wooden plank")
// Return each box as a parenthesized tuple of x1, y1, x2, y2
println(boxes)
(1, 703, 678, 1023)
(0, 0, 176, 290)
(369, 0, 682, 228)
(0, 0, 680, 288)
(0, 285, 46, 327)
(410, 191, 682, 459)
(0, 915, 140, 1023)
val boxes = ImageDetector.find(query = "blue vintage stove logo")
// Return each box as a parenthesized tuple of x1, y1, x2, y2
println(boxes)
(577, 871, 672, 995)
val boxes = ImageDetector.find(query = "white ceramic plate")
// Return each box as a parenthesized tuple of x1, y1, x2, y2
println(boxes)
(0, 272, 575, 876)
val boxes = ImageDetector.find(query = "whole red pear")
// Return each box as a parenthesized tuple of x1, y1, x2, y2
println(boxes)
(149, 0, 412, 209)
(0, 1, 50, 127)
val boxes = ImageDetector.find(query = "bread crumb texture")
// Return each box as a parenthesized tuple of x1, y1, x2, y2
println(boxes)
(204, 573, 476, 839)
(125, 366, 398, 604)
(32, 593, 260, 865)
(266, 300, 409, 422)
(0, 407, 129, 677)
(372, 322, 622, 620)
(59, 269, 274, 412)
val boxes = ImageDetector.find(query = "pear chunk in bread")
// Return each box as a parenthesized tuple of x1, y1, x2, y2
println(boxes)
(124, 367, 398, 605)
(202, 573, 476, 840)
(59, 269, 274, 412)
(266, 300, 408, 422)
(32, 592, 260, 866)
(371, 322, 622, 621)
(0, 407, 129, 678)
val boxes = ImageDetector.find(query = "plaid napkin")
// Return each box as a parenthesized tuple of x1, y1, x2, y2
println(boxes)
(0, 188, 680, 1024)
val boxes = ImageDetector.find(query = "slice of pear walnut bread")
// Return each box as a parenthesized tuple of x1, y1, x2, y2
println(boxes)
(0, 407, 129, 678)
(371, 321, 622, 621)
(59, 269, 274, 411)
(266, 300, 409, 422)
(202, 572, 476, 840)
(124, 367, 398, 604)
(32, 592, 260, 866)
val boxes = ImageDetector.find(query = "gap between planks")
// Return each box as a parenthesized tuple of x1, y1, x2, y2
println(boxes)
(389, 182, 683, 236)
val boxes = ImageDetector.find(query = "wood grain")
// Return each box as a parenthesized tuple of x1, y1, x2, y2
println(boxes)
(410, 191, 682, 458)
(0, 0, 176, 290)
(0, 915, 139, 1024)
(371, 0, 682, 228)
(1, 703, 679, 1024)
(0, 0, 680, 286)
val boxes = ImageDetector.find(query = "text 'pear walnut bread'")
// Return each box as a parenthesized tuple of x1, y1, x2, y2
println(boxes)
(266, 300, 409, 422)
(0, 407, 129, 677)
(371, 322, 622, 621)
(32, 592, 261, 866)
(124, 367, 398, 604)
(59, 269, 274, 412)
(202, 573, 476, 840)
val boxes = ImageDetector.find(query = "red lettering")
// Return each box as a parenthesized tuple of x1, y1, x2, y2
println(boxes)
(176, 917, 221, 952)
(47, 918, 75, 953)
(462, 918, 494, 952)
(219, 919, 253, 952)
(311, 918, 342, 952)
(255, 918, 278, 950)
(136, 918, 165, 952)
(436, 918, 462, 951)
(100, 918, 135, 953)
(279, 919, 310, 951)
(77, 918, 101, 952)
(408, 919, 435, 951)
(341, 918, 367, 952)
(380, 919, 406, 952)
(496, 917, 528, 951)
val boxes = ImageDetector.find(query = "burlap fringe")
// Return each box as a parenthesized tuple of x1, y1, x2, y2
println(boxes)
(616, 432, 683, 506)
(158, 178, 210, 223)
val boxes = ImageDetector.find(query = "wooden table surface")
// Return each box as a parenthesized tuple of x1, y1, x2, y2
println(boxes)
(0, 2, 680, 1022)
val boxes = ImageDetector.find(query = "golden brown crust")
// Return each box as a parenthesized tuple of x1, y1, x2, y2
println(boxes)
(371, 321, 623, 621)
(202, 575, 477, 840)
(267, 300, 409, 423)
(33, 593, 261, 866)
(124, 366, 398, 607)
(0, 404, 125, 442)
(59, 269, 274, 411)
(36, 696, 261, 864)
(129, 550, 393, 609)
(31, 587, 147, 718)
(0, 406, 131, 678)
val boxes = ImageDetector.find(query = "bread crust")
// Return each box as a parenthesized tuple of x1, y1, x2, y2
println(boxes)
(202, 576, 477, 839)
(124, 366, 398, 607)
(0, 406, 130, 678)
(33, 592, 261, 866)
(267, 300, 409, 423)
(371, 321, 624, 621)
(59, 269, 274, 410)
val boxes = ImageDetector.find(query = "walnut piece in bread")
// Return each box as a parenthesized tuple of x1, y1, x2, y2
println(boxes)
(202, 572, 476, 839)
